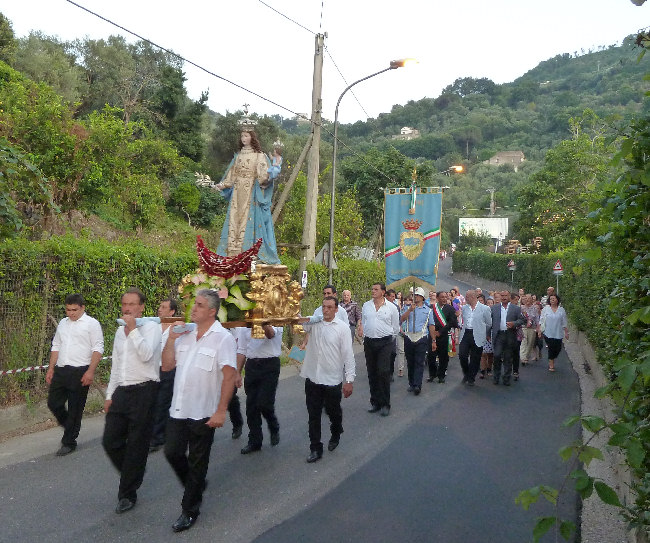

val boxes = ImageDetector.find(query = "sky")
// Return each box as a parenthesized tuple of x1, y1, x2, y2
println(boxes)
(1, 0, 648, 124)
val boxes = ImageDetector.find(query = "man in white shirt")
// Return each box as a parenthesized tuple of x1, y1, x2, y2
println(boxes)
(458, 290, 492, 386)
(102, 288, 161, 515)
(301, 297, 355, 463)
(360, 283, 400, 416)
(235, 324, 283, 454)
(46, 293, 104, 456)
(162, 289, 237, 533)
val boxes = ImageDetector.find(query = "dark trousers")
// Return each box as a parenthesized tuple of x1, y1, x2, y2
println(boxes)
(404, 336, 427, 388)
(102, 381, 158, 502)
(244, 357, 281, 447)
(305, 378, 343, 454)
(228, 388, 244, 429)
(459, 330, 483, 383)
(364, 336, 393, 409)
(47, 365, 90, 448)
(165, 417, 215, 516)
(513, 339, 522, 373)
(493, 330, 517, 384)
(390, 338, 397, 375)
(427, 334, 450, 380)
(151, 368, 176, 447)
(544, 336, 563, 360)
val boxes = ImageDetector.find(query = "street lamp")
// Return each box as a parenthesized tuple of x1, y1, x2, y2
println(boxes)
(328, 59, 416, 282)
(440, 165, 464, 175)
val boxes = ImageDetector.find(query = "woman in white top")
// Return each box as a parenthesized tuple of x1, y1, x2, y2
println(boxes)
(537, 294, 568, 372)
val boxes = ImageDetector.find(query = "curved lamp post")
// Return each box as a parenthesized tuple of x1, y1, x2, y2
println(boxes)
(328, 59, 416, 283)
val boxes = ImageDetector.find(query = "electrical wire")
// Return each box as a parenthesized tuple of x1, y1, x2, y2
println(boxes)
(325, 46, 370, 119)
(63, 0, 398, 185)
(256, 0, 316, 35)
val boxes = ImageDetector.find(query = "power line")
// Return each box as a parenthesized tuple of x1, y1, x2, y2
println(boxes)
(63, 0, 399, 186)
(325, 46, 370, 119)
(64, 0, 307, 121)
(256, 0, 316, 35)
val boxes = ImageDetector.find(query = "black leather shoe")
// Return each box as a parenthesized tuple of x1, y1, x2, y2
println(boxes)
(56, 445, 75, 456)
(413, 386, 421, 395)
(115, 498, 135, 514)
(240, 444, 262, 455)
(172, 512, 197, 533)
(438, 377, 445, 383)
(380, 406, 390, 417)
(328, 438, 339, 452)
(467, 380, 475, 387)
(367, 405, 381, 413)
(232, 426, 242, 439)
(270, 432, 280, 446)
(306, 451, 323, 463)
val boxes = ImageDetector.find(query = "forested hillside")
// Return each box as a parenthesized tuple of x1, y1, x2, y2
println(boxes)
(1, 8, 647, 254)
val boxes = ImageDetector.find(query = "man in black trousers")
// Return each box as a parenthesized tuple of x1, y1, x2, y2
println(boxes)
(236, 324, 283, 454)
(490, 290, 525, 386)
(47, 293, 104, 456)
(149, 298, 178, 453)
(103, 288, 161, 514)
(427, 291, 458, 383)
(162, 289, 237, 532)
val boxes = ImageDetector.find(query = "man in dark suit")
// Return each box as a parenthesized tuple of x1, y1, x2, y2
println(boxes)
(427, 291, 458, 384)
(489, 291, 525, 386)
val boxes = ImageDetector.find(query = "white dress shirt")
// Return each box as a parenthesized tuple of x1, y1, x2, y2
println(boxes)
(361, 298, 400, 338)
(106, 320, 161, 400)
(464, 305, 476, 329)
(313, 305, 349, 324)
(170, 320, 237, 420)
(301, 318, 355, 385)
(499, 303, 510, 331)
(234, 326, 283, 358)
(51, 312, 104, 367)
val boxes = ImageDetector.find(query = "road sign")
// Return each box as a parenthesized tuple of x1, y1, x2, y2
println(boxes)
(301, 271, 308, 288)
(553, 259, 564, 275)
(507, 259, 516, 271)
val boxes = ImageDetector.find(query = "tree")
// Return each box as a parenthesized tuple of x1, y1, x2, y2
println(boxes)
(14, 32, 85, 104)
(514, 112, 615, 248)
(0, 12, 16, 65)
(338, 146, 432, 235)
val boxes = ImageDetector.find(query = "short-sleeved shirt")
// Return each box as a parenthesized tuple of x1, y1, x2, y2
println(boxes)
(170, 320, 237, 420)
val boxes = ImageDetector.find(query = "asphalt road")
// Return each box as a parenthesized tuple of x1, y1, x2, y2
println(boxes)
(0, 261, 580, 543)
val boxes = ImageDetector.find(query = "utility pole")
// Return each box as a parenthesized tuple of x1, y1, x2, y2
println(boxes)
(486, 187, 496, 216)
(299, 33, 325, 278)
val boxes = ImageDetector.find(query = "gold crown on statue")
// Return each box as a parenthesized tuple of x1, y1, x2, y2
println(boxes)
(402, 219, 422, 230)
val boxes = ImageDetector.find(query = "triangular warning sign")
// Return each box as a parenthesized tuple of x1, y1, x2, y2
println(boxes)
(553, 260, 563, 271)
(508, 260, 515, 267)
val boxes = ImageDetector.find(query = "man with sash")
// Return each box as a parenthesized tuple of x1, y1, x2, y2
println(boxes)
(400, 287, 431, 396)
(427, 291, 458, 384)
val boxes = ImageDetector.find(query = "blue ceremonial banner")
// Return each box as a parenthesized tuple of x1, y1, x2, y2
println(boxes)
(384, 187, 442, 291)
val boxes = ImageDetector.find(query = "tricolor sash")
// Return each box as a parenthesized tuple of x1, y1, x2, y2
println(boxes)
(433, 303, 452, 353)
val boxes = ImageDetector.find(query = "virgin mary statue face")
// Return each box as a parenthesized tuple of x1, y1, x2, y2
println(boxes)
(241, 132, 252, 146)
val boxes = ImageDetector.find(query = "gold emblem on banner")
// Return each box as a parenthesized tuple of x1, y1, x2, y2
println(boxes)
(400, 219, 424, 261)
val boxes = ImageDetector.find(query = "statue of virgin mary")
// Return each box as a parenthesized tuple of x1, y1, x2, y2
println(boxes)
(211, 121, 281, 264)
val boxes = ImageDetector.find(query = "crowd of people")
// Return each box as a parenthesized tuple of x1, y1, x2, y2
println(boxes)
(44, 282, 568, 533)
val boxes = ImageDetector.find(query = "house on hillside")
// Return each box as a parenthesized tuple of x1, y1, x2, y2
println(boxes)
(392, 127, 421, 140)
(484, 151, 525, 172)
